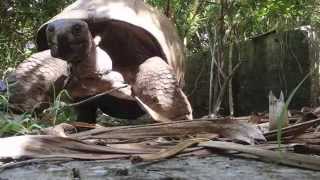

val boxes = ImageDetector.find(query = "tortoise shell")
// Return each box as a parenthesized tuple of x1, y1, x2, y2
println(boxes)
(36, 0, 185, 86)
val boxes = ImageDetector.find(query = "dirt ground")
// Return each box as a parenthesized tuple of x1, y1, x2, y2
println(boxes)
(1, 155, 320, 180)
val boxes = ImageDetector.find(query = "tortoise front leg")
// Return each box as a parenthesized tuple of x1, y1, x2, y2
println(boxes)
(100, 71, 135, 101)
(133, 57, 193, 120)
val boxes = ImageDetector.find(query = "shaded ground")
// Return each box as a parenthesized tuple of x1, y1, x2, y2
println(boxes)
(1, 155, 320, 180)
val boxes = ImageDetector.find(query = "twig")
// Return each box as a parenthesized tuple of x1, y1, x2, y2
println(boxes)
(132, 139, 205, 163)
(189, 59, 206, 96)
(208, 27, 217, 115)
(228, 42, 234, 116)
(0, 158, 73, 172)
(264, 118, 320, 140)
(293, 144, 320, 155)
(200, 141, 320, 171)
(212, 61, 242, 115)
(66, 85, 128, 107)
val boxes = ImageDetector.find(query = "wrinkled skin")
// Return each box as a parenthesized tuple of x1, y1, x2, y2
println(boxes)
(46, 20, 92, 63)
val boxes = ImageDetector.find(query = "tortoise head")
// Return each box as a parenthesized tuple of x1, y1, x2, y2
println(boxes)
(46, 19, 93, 63)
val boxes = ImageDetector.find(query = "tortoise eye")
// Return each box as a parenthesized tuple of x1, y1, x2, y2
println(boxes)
(47, 25, 55, 33)
(72, 24, 82, 36)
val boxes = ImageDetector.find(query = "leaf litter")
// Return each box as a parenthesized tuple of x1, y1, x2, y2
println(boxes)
(1, 107, 320, 171)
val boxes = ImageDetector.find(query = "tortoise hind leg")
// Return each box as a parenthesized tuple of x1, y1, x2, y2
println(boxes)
(133, 57, 193, 120)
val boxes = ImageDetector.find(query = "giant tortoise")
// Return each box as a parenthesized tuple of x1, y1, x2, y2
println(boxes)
(8, 0, 192, 122)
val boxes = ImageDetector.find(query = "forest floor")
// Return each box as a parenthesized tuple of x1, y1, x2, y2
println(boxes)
(1, 155, 320, 180)
(1, 111, 320, 179)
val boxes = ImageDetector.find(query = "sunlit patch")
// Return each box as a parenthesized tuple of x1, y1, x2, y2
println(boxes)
(0, 136, 34, 159)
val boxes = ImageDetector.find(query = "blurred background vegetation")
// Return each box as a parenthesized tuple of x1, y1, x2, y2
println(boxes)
(1, 0, 319, 72)
(0, 0, 320, 135)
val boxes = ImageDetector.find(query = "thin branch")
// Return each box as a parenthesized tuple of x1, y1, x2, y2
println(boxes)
(228, 42, 234, 116)
(200, 141, 320, 171)
(264, 118, 320, 141)
(66, 85, 128, 107)
(212, 61, 242, 115)
(208, 27, 217, 115)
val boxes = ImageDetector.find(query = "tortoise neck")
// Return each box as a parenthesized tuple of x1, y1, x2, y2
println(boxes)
(70, 40, 98, 78)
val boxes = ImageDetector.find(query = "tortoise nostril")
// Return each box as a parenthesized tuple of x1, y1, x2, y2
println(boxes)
(72, 24, 82, 36)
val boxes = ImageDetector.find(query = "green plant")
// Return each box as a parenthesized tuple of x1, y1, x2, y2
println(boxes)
(42, 89, 76, 125)
(0, 83, 76, 137)
(276, 70, 314, 149)
(0, 112, 43, 137)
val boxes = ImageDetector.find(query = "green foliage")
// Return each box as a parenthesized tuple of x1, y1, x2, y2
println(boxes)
(0, 89, 76, 137)
(1, 0, 319, 70)
(276, 70, 314, 148)
(1, 0, 319, 66)
(0, 0, 75, 74)
(151, 0, 318, 46)
(0, 94, 42, 137)
(42, 90, 76, 125)
(0, 1, 77, 136)
(0, 113, 42, 137)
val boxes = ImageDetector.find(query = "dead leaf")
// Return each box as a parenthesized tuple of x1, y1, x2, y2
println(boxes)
(131, 139, 204, 163)
(135, 96, 171, 123)
(0, 135, 153, 160)
(200, 141, 320, 171)
(41, 123, 76, 137)
(73, 118, 266, 145)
